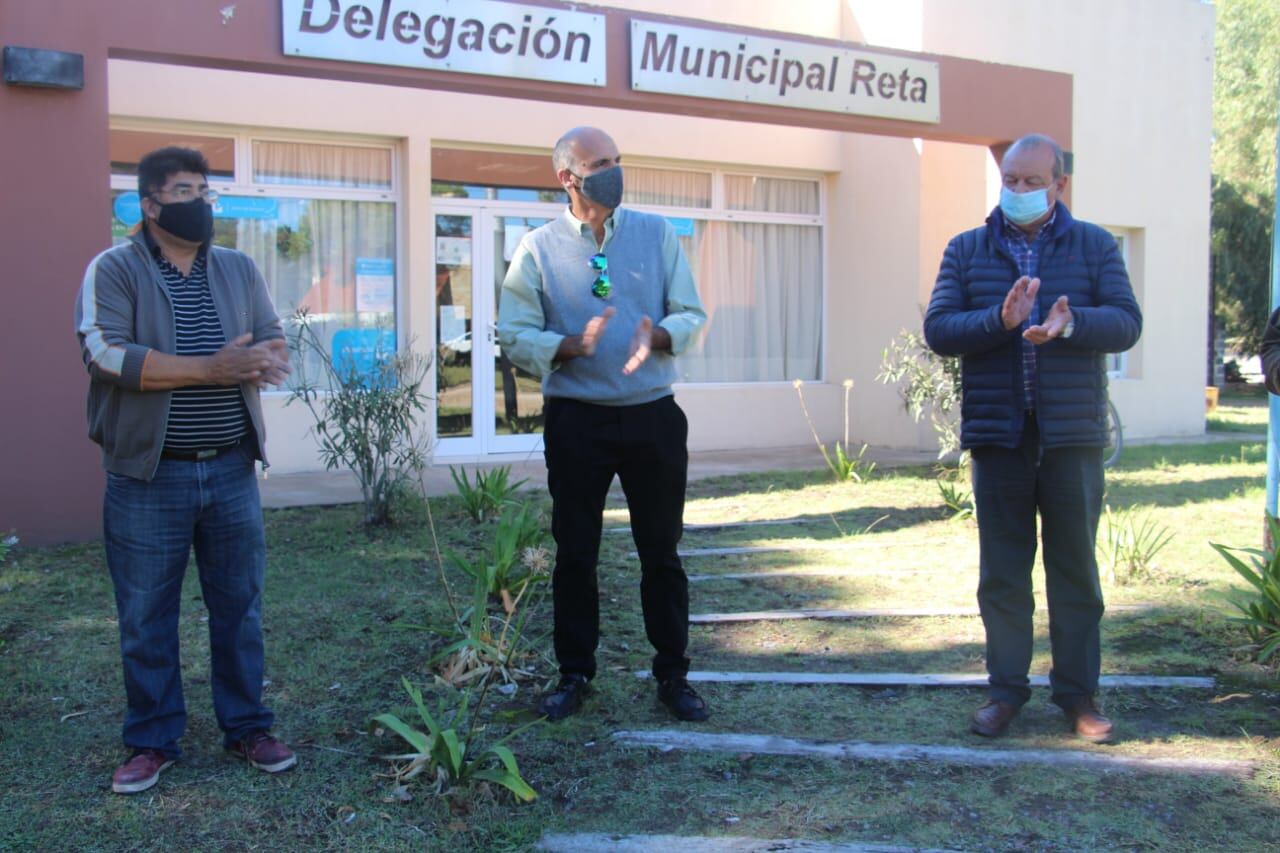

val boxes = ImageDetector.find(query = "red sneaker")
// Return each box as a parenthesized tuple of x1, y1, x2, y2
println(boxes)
(227, 731, 297, 773)
(112, 749, 174, 794)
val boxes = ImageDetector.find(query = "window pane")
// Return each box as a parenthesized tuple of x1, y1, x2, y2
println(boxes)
(677, 221, 822, 382)
(110, 129, 235, 179)
(218, 198, 397, 388)
(252, 140, 392, 189)
(724, 175, 819, 215)
(623, 166, 711, 208)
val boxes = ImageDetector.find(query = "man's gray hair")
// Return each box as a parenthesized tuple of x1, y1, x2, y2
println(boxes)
(1008, 134, 1066, 179)
(552, 133, 577, 174)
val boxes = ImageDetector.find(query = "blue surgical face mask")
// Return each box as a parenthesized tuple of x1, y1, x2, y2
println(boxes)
(571, 165, 624, 210)
(1000, 186, 1051, 225)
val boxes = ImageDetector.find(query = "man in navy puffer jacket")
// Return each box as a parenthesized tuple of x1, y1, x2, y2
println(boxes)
(924, 134, 1141, 743)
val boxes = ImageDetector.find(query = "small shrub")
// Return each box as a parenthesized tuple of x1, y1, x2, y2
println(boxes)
(1211, 517, 1280, 663)
(373, 677, 538, 802)
(0, 533, 16, 563)
(937, 478, 975, 521)
(450, 465, 528, 523)
(793, 379, 876, 484)
(877, 328, 962, 459)
(1099, 504, 1174, 584)
(287, 310, 432, 527)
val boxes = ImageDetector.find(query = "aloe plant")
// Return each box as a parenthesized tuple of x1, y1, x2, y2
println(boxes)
(1211, 517, 1280, 662)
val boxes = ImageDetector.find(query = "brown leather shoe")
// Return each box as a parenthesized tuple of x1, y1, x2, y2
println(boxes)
(112, 749, 174, 794)
(227, 731, 298, 773)
(970, 699, 1019, 737)
(1062, 696, 1114, 743)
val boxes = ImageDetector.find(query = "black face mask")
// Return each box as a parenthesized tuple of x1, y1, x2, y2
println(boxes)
(152, 197, 214, 244)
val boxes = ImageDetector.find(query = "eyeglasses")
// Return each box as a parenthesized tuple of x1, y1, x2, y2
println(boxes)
(588, 253, 611, 299)
(154, 185, 220, 203)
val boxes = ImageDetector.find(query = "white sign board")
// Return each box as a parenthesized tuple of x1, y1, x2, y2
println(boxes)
(630, 20, 940, 124)
(436, 236, 472, 267)
(282, 0, 607, 87)
(355, 257, 395, 313)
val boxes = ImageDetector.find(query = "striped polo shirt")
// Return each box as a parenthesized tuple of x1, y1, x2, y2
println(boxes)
(147, 234, 250, 452)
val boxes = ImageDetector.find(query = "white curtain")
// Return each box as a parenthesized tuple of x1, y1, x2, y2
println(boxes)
(252, 140, 392, 189)
(624, 166, 712, 207)
(724, 174, 819, 214)
(678, 221, 822, 382)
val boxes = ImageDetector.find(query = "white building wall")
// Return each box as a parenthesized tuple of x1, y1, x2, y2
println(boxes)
(107, 0, 1213, 471)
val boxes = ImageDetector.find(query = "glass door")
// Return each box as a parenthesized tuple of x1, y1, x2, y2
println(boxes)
(434, 205, 556, 457)
(434, 212, 479, 454)
(488, 212, 551, 453)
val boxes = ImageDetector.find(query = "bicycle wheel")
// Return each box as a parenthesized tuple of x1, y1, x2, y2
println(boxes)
(1103, 397, 1123, 469)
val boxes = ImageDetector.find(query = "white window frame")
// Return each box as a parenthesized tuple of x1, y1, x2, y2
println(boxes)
(1103, 227, 1132, 380)
(429, 152, 830, 386)
(108, 120, 403, 397)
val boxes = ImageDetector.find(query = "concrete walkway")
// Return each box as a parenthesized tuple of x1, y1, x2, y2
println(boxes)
(258, 430, 1258, 510)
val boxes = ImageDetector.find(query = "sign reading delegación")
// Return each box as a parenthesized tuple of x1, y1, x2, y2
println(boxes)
(282, 0, 607, 87)
(630, 20, 940, 123)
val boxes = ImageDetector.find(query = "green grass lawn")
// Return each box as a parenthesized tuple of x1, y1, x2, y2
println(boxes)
(1, 436, 1278, 851)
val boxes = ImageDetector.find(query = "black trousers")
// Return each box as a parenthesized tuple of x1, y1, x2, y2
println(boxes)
(543, 395, 690, 682)
(970, 413, 1106, 708)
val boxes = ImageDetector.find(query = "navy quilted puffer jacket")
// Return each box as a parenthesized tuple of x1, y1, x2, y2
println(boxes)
(923, 204, 1142, 450)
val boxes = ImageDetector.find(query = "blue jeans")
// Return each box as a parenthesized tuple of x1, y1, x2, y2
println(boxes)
(104, 444, 274, 757)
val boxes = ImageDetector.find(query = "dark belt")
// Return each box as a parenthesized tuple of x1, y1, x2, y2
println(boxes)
(160, 438, 245, 462)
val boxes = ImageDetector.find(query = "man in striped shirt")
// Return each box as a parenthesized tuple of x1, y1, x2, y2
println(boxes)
(76, 147, 296, 793)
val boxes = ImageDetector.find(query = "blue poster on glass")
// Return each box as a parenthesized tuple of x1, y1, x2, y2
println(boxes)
(212, 196, 279, 219)
(331, 328, 397, 386)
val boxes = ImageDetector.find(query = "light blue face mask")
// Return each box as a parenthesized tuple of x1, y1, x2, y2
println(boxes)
(1000, 186, 1051, 225)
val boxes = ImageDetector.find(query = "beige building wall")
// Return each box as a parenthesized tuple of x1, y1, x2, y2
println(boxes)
(107, 0, 1212, 472)
(858, 0, 1215, 441)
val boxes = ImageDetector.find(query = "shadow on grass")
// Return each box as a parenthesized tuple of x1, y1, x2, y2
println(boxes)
(1106, 474, 1263, 508)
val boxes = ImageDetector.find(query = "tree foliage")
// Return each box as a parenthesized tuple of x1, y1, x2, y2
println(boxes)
(1212, 0, 1279, 356)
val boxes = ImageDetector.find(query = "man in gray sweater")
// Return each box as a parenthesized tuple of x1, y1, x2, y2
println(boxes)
(76, 147, 296, 793)
(498, 127, 709, 722)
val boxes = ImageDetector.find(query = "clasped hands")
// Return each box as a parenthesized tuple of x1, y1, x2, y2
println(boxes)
(1002, 276, 1073, 344)
(208, 334, 293, 388)
(564, 306, 659, 376)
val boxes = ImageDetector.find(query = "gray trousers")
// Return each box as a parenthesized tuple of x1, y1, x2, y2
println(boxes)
(970, 413, 1105, 708)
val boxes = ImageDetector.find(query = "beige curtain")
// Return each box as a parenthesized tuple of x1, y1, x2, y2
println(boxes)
(724, 175, 819, 214)
(624, 166, 712, 208)
(252, 140, 392, 189)
(678, 221, 822, 382)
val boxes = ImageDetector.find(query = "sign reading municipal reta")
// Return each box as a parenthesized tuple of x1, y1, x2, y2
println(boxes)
(282, 0, 607, 87)
(631, 20, 940, 123)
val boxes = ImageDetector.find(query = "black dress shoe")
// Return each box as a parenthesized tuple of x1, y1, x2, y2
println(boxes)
(657, 677, 710, 722)
(538, 674, 589, 721)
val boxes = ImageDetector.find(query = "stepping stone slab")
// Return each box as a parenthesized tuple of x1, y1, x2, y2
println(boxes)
(634, 540, 962, 560)
(606, 516, 833, 534)
(537, 833, 963, 852)
(632, 670, 1217, 689)
(690, 604, 1154, 623)
(611, 730, 1255, 778)
(687, 567, 930, 583)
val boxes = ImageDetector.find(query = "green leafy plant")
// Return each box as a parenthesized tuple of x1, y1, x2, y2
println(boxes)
(450, 465, 528, 523)
(0, 533, 16, 563)
(877, 328, 962, 459)
(287, 310, 432, 526)
(373, 676, 538, 802)
(937, 479, 975, 521)
(793, 379, 876, 483)
(1211, 516, 1280, 663)
(1099, 504, 1174, 584)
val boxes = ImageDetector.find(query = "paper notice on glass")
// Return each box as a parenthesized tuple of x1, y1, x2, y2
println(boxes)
(436, 237, 471, 267)
(503, 223, 530, 262)
(439, 305, 468, 349)
(355, 258, 395, 313)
